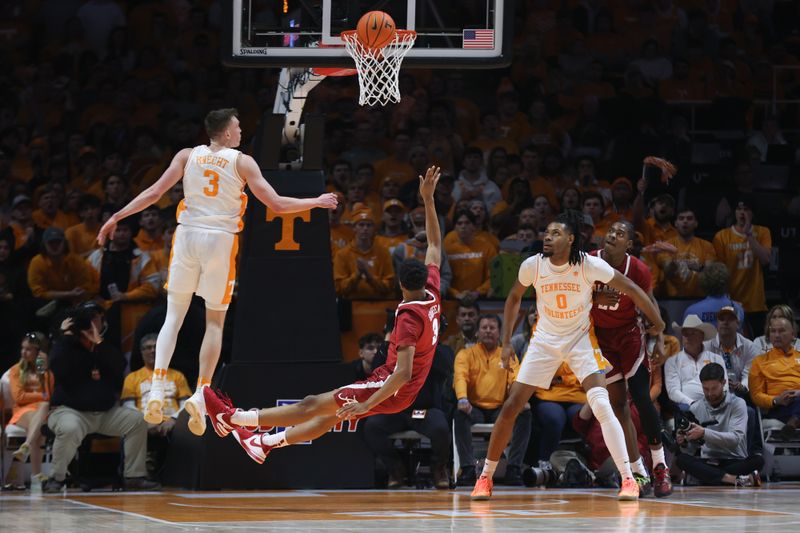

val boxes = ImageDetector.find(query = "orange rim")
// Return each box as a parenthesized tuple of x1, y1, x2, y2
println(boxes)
(340, 29, 417, 51)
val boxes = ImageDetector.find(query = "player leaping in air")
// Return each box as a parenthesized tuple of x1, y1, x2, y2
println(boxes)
(470, 210, 665, 501)
(202, 166, 443, 463)
(97, 108, 338, 437)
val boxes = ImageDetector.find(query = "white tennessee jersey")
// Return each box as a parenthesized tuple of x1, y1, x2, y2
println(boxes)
(178, 145, 248, 233)
(518, 253, 615, 335)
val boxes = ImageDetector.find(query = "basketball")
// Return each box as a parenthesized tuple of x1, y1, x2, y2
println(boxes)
(356, 11, 397, 49)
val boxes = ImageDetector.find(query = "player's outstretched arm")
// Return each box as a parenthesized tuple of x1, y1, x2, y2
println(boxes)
(419, 165, 441, 266)
(97, 148, 191, 246)
(500, 280, 528, 369)
(336, 345, 415, 419)
(238, 154, 337, 214)
(607, 271, 665, 335)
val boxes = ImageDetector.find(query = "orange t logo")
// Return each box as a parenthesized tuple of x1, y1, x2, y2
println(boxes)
(266, 209, 311, 251)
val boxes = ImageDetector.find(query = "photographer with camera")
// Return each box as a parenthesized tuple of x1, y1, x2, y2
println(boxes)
(42, 302, 160, 493)
(674, 363, 763, 487)
(4, 332, 53, 489)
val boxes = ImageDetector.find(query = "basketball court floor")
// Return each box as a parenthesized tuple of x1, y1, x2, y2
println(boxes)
(3, 484, 800, 532)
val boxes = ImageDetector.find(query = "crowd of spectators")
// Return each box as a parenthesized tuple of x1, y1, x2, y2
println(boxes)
(1, 0, 800, 490)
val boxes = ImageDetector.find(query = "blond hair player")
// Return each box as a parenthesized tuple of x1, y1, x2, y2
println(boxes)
(470, 210, 665, 501)
(97, 108, 337, 435)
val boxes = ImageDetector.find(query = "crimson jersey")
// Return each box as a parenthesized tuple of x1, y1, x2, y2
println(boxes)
(589, 250, 651, 329)
(383, 264, 441, 398)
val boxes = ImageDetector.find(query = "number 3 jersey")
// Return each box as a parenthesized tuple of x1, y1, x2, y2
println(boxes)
(383, 264, 441, 397)
(518, 253, 615, 336)
(179, 145, 248, 234)
(589, 250, 652, 329)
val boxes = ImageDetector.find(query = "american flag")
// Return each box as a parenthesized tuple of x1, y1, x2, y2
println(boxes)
(463, 29, 494, 49)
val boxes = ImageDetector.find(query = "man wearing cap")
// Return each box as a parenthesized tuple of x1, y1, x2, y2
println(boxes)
(657, 208, 716, 299)
(375, 199, 408, 253)
(664, 315, 728, 412)
(27, 226, 96, 311)
(704, 306, 759, 399)
(333, 205, 395, 299)
(749, 315, 800, 439)
(713, 198, 771, 335)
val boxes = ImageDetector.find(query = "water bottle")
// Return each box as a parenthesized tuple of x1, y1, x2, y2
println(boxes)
(35, 355, 46, 374)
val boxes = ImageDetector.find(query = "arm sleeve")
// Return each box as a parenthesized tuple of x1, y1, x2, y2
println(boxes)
(9, 366, 46, 406)
(333, 249, 361, 296)
(120, 374, 137, 404)
(453, 348, 470, 400)
(712, 232, 725, 260)
(664, 356, 694, 405)
(27, 256, 49, 298)
(748, 357, 773, 409)
(758, 227, 772, 248)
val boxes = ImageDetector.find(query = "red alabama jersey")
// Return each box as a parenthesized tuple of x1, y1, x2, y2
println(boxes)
(590, 250, 652, 329)
(384, 264, 441, 397)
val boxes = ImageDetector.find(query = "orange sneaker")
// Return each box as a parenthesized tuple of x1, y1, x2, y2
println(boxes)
(618, 477, 640, 501)
(471, 475, 493, 501)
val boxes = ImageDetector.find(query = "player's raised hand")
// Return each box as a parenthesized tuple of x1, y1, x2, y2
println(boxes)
(418, 165, 441, 201)
(645, 318, 665, 337)
(97, 217, 117, 246)
(316, 192, 339, 209)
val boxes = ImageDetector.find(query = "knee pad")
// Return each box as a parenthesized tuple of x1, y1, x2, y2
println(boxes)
(586, 387, 615, 425)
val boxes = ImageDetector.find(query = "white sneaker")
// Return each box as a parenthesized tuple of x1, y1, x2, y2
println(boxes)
(185, 386, 208, 436)
(144, 381, 165, 425)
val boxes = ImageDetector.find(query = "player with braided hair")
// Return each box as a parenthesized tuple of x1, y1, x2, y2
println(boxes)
(471, 209, 665, 501)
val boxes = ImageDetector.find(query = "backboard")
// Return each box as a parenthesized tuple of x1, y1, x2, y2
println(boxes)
(223, 0, 514, 69)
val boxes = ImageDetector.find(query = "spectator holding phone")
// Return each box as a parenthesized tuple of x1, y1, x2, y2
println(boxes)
(5, 332, 54, 488)
(87, 218, 159, 354)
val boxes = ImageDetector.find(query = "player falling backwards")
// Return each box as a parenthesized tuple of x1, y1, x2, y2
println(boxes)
(97, 108, 338, 436)
(470, 210, 665, 501)
(591, 220, 672, 497)
(202, 166, 443, 462)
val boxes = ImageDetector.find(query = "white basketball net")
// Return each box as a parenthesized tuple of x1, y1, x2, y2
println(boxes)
(341, 30, 417, 107)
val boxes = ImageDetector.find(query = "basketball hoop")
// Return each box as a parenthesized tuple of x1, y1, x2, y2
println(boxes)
(340, 29, 417, 106)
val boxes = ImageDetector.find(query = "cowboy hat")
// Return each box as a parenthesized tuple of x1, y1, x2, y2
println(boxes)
(671, 314, 717, 341)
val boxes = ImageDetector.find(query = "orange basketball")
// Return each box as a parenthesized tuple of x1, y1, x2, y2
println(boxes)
(356, 11, 397, 49)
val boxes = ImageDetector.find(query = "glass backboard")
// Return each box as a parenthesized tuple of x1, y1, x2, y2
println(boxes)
(223, 0, 513, 69)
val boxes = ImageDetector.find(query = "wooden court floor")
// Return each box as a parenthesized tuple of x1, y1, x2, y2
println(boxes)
(3, 484, 800, 532)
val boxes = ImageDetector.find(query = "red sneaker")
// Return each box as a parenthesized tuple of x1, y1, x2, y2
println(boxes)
(232, 428, 271, 464)
(471, 475, 493, 501)
(202, 388, 239, 437)
(653, 463, 673, 498)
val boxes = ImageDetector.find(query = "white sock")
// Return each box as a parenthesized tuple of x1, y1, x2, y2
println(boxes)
(632, 457, 648, 477)
(231, 410, 259, 427)
(586, 387, 633, 480)
(481, 459, 498, 479)
(260, 431, 289, 448)
(651, 446, 666, 468)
